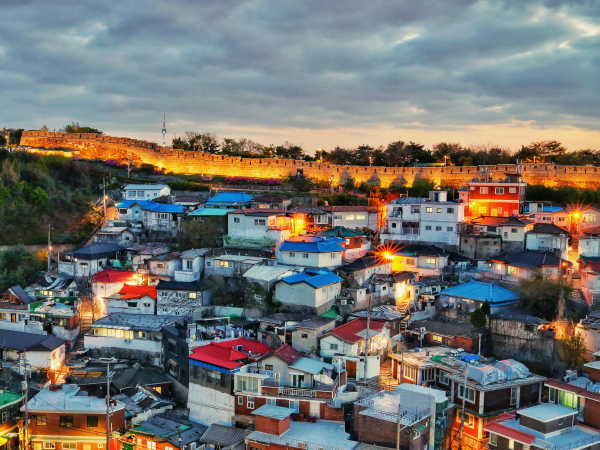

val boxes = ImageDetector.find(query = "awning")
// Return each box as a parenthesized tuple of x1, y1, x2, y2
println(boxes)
(0, 436, 9, 447)
(414, 425, 427, 433)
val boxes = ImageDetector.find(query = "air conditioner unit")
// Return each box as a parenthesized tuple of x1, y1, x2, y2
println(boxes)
(340, 300, 347, 306)
(124, 339, 131, 343)
(190, 443, 197, 450)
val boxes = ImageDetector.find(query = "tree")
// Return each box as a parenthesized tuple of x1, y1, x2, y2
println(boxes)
(481, 300, 491, 316)
(517, 271, 573, 321)
(176, 219, 225, 250)
(0, 135, 5, 146)
(62, 122, 103, 135)
(292, 176, 315, 193)
(559, 332, 587, 368)
(172, 137, 187, 150)
(410, 178, 435, 197)
(222, 138, 242, 155)
(470, 308, 487, 328)
(40, 125, 49, 132)
(323, 147, 354, 165)
(275, 141, 304, 160)
(514, 140, 567, 163)
(9, 129, 24, 145)
(341, 177, 355, 192)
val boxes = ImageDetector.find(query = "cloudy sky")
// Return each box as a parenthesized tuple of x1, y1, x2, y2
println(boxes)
(1, 0, 599, 153)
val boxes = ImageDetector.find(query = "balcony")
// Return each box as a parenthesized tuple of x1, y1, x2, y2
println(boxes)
(268, 225, 291, 231)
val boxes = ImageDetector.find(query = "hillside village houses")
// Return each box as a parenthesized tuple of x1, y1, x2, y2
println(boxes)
(15, 178, 600, 450)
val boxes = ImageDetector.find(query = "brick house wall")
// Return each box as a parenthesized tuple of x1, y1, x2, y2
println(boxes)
(255, 415, 291, 436)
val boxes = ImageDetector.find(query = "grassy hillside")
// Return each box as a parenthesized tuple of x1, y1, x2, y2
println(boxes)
(0, 149, 104, 245)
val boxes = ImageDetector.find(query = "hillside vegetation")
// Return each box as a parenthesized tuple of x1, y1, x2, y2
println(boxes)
(0, 149, 103, 245)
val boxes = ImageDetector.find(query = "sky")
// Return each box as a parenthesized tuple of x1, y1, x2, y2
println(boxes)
(1, 0, 599, 154)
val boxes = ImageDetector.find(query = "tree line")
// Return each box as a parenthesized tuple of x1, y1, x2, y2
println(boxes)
(170, 132, 599, 167)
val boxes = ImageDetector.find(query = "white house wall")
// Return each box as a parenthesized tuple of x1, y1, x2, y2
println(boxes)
(188, 383, 235, 426)
(84, 335, 163, 364)
(275, 281, 340, 309)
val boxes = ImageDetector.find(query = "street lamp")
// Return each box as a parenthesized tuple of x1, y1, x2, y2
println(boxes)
(317, 148, 322, 162)
(369, 156, 373, 167)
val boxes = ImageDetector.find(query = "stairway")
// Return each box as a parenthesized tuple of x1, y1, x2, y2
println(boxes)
(74, 296, 94, 352)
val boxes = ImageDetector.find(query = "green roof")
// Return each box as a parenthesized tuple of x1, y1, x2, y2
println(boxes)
(0, 391, 23, 406)
(321, 305, 340, 319)
(579, 255, 600, 265)
(319, 226, 363, 238)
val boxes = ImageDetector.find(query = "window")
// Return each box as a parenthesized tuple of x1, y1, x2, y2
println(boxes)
(558, 417, 564, 425)
(463, 413, 475, 428)
(238, 396, 244, 405)
(413, 429, 421, 440)
(509, 187, 516, 193)
(436, 226, 442, 231)
(510, 388, 517, 405)
(490, 434, 498, 446)
(479, 206, 488, 214)
(447, 208, 455, 213)
(511, 228, 518, 233)
(330, 253, 336, 259)
(346, 214, 355, 220)
(290, 252, 296, 258)
(345, 238, 350, 245)
(422, 368, 435, 382)
(432, 335, 442, 343)
(404, 365, 418, 381)
(437, 208, 442, 213)
(495, 188, 504, 195)
(513, 210, 518, 215)
(508, 440, 514, 450)
(127, 302, 137, 308)
(458, 386, 475, 403)
(447, 226, 454, 232)
(157, 263, 165, 268)
(62, 444, 76, 450)
(330, 343, 338, 350)
(87, 416, 98, 428)
(265, 364, 273, 370)
(558, 390, 577, 408)
(60, 416, 73, 428)
(303, 253, 309, 259)
(498, 207, 503, 214)
(322, 288, 326, 293)
(157, 213, 169, 220)
(583, 214, 596, 224)
(139, 331, 147, 339)
(406, 258, 415, 265)
(391, 223, 397, 228)
(558, 217, 565, 222)
(480, 187, 488, 194)
(147, 442, 156, 450)
(43, 444, 55, 450)
(80, 263, 88, 268)
(289, 400, 299, 412)
(426, 207, 433, 213)
(233, 217, 240, 223)
(254, 219, 266, 226)
(247, 397, 255, 409)
(426, 258, 435, 264)
(36, 415, 46, 426)
(425, 226, 432, 230)
(266, 398, 276, 406)
(439, 371, 449, 385)
(357, 214, 366, 220)
(189, 292, 197, 299)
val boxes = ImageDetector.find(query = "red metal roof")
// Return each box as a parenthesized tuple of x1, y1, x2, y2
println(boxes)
(259, 344, 302, 365)
(544, 379, 600, 402)
(484, 422, 536, 445)
(323, 317, 388, 343)
(117, 284, 157, 300)
(189, 338, 272, 369)
(92, 269, 136, 283)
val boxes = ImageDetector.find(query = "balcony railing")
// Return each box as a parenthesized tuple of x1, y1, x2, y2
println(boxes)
(257, 374, 340, 398)
(536, 432, 600, 450)
(246, 431, 349, 450)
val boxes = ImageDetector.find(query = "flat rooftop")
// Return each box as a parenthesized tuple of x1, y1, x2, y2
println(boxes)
(22, 385, 124, 414)
(248, 420, 358, 450)
(518, 403, 577, 422)
(500, 418, 600, 449)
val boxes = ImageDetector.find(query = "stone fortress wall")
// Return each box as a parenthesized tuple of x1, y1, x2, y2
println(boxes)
(20, 130, 600, 189)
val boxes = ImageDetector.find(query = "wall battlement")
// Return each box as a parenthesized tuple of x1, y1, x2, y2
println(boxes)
(20, 130, 600, 189)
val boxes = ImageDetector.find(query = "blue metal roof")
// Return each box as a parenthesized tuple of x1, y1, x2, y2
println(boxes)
(205, 192, 253, 205)
(188, 208, 229, 216)
(440, 280, 519, 304)
(116, 200, 185, 213)
(276, 269, 342, 289)
(524, 205, 565, 213)
(280, 236, 345, 253)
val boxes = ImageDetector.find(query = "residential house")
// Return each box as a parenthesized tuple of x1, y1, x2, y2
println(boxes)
(353, 387, 434, 450)
(579, 256, 600, 304)
(91, 269, 136, 317)
(26, 276, 78, 299)
(389, 244, 450, 277)
(348, 305, 407, 340)
(389, 348, 546, 450)
(23, 384, 125, 450)
(244, 404, 358, 450)
(111, 365, 173, 397)
(319, 205, 379, 231)
(277, 235, 345, 269)
(579, 228, 600, 258)
(204, 191, 254, 210)
(319, 317, 390, 379)
(291, 317, 337, 353)
(125, 244, 169, 271)
(28, 297, 81, 342)
(123, 183, 171, 200)
(576, 309, 600, 354)
(106, 284, 157, 315)
(0, 391, 25, 450)
(574, 206, 600, 236)
(156, 280, 210, 316)
(364, 272, 416, 307)
(174, 248, 206, 282)
(162, 319, 193, 389)
(410, 278, 450, 304)
(187, 207, 230, 235)
(242, 265, 300, 291)
(146, 253, 181, 284)
(0, 285, 37, 332)
(153, 190, 205, 209)
(227, 209, 291, 246)
(438, 280, 520, 318)
(112, 386, 175, 426)
(481, 251, 572, 282)
(459, 171, 527, 218)
(95, 225, 143, 245)
(467, 216, 535, 253)
(234, 344, 345, 427)
(59, 242, 126, 278)
(257, 313, 312, 349)
(407, 319, 481, 353)
(200, 423, 247, 450)
(0, 328, 66, 374)
(319, 227, 371, 260)
(204, 248, 270, 277)
(250, 194, 292, 210)
(187, 337, 272, 425)
(525, 223, 570, 260)
(116, 200, 187, 234)
(339, 253, 393, 285)
(484, 405, 600, 450)
(274, 269, 343, 314)
(287, 206, 329, 233)
(525, 202, 570, 226)
(118, 415, 207, 450)
(85, 313, 180, 365)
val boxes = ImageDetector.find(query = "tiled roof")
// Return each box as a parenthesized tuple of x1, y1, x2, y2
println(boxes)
(251, 195, 290, 202)
(582, 226, 600, 236)
(440, 280, 519, 304)
(490, 251, 569, 269)
(318, 206, 378, 213)
(92, 269, 136, 283)
(323, 317, 388, 344)
(276, 269, 342, 289)
(116, 199, 186, 213)
(471, 216, 533, 227)
(287, 206, 327, 214)
(227, 208, 286, 215)
(260, 343, 302, 365)
(412, 319, 478, 338)
(531, 223, 569, 235)
(295, 316, 336, 329)
(341, 254, 387, 272)
(67, 242, 125, 257)
(544, 379, 600, 402)
(124, 184, 169, 190)
(189, 338, 272, 369)
(484, 422, 535, 445)
(201, 424, 247, 447)
(117, 284, 157, 300)
(7, 285, 36, 304)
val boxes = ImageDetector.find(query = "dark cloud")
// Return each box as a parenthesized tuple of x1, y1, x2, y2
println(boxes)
(0, 0, 598, 147)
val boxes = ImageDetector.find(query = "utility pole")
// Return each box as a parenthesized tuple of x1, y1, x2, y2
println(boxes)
(178, 426, 183, 450)
(363, 296, 372, 384)
(106, 362, 111, 450)
(400, 349, 404, 384)
(22, 351, 29, 450)
(396, 401, 402, 450)
(47, 224, 52, 273)
(458, 365, 469, 450)
(103, 175, 107, 219)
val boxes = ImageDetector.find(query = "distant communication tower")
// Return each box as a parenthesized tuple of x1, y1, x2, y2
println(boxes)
(162, 111, 167, 146)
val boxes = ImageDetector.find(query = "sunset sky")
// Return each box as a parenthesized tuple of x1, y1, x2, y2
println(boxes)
(2, 0, 599, 154)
